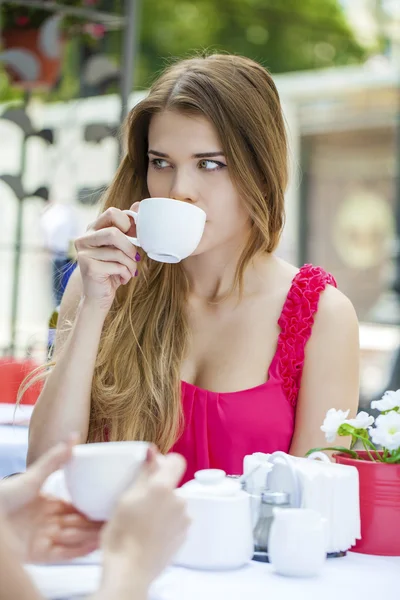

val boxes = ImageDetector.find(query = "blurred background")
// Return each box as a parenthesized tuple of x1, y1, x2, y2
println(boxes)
(0, 0, 399, 409)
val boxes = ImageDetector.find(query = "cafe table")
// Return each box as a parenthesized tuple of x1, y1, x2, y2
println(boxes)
(1, 408, 398, 599)
(26, 551, 399, 600)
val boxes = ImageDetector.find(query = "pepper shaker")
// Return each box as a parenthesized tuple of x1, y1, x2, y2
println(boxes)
(253, 490, 290, 562)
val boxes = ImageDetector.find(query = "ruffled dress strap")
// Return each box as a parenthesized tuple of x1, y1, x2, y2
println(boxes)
(276, 264, 337, 408)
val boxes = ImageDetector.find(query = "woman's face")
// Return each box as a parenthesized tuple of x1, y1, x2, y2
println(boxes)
(146, 110, 250, 257)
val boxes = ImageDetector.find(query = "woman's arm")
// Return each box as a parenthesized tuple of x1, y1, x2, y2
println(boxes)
(28, 269, 108, 464)
(289, 286, 360, 457)
(28, 207, 139, 464)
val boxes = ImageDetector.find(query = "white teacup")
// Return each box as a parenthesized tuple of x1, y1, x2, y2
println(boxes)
(64, 441, 149, 521)
(123, 197, 206, 263)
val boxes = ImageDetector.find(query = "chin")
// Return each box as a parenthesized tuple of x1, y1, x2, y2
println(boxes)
(188, 245, 206, 258)
(189, 232, 211, 257)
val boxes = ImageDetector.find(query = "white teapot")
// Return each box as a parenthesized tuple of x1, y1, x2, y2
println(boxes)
(174, 469, 253, 570)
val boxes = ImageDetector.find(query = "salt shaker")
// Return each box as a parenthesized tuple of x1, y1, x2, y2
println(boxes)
(253, 490, 290, 562)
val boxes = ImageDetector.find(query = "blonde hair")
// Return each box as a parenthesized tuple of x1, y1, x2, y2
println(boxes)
(24, 54, 288, 453)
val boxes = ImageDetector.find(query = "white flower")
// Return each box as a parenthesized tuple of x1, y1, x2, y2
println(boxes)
(345, 411, 374, 430)
(371, 390, 400, 412)
(321, 408, 350, 443)
(370, 412, 400, 451)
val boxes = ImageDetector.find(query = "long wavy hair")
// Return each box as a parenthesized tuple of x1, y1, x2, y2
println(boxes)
(24, 54, 288, 453)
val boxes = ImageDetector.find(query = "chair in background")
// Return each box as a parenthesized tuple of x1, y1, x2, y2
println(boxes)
(0, 358, 42, 405)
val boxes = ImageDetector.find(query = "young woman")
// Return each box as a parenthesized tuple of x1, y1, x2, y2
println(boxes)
(27, 53, 359, 482)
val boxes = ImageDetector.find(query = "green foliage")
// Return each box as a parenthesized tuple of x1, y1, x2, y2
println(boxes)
(138, 0, 367, 87)
(0, 0, 368, 102)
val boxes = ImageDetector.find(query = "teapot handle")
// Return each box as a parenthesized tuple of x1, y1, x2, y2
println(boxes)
(267, 451, 302, 508)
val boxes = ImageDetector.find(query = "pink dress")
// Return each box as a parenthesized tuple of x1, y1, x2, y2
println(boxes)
(171, 264, 336, 484)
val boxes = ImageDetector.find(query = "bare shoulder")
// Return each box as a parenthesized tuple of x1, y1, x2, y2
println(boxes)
(262, 256, 298, 297)
(271, 256, 299, 285)
(316, 283, 358, 332)
(270, 257, 359, 337)
(275, 258, 357, 320)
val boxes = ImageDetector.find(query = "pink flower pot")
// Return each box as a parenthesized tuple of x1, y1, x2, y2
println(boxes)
(334, 451, 400, 556)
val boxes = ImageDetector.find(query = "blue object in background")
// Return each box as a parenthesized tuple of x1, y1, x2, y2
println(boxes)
(52, 258, 77, 307)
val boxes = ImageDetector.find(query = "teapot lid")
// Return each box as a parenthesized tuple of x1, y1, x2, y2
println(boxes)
(180, 469, 242, 498)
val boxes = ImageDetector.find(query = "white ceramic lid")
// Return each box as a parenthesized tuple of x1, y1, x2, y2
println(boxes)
(179, 469, 242, 498)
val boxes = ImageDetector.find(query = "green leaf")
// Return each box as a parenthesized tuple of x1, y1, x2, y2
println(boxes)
(383, 449, 400, 463)
(338, 423, 356, 436)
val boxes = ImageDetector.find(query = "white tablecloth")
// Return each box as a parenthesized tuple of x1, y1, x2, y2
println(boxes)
(26, 552, 400, 600)
(2, 415, 399, 599)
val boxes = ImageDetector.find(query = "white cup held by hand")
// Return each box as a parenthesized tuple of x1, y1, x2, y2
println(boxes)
(123, 197, 206, 264)
(64, 441, 149, 521)
(268, 508, 327, 578)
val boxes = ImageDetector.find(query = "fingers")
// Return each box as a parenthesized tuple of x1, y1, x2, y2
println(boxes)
(89, 207, 131, 234)
(76, 226, 137, 260)
(45, 539, 100, 563)
(144, 444, 159, 476)
(133, 444, 161, 482)
(29, 431, 82, 487)
(53, 506, 103, 530)
(66, 432, 81, 447)
(43, 504, 102, 550)
(19, 437, 80, 506)
(75, 207, 142, 292)
(78, 247, 138, 279)
(24, 443, 72, 494)
(80, 258, 135, 286)
(150, 454, 187, 489)
(0, 461, 68, 515)
(124, 452, 186, 502)
(54, 524, 101, 548)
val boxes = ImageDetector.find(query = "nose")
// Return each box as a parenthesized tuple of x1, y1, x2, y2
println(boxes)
(169, 170, 197, 204)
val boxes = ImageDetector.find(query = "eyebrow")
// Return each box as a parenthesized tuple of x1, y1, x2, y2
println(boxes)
(148, 149, 225, 159)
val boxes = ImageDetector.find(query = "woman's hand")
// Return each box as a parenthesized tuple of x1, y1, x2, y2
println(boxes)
(75, 207, 140, 311)
(101, 449, 189, 592)
(0, 440, 101, 564)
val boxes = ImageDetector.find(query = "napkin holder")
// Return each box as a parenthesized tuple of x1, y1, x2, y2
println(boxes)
(243, 451, 361, 555)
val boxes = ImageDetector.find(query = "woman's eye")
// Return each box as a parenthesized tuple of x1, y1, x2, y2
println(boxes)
(151, 158, 170, 169)
(198, 160, 226, 171)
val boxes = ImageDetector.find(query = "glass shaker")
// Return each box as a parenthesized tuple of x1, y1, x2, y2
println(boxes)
(253, 490, 290, 562)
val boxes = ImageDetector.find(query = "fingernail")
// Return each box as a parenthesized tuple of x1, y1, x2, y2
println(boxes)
(135, 252, 141, 262)
(134, 269, 138, 277)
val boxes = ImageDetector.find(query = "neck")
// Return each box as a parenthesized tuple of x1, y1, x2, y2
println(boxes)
(182, 239, 269, 301)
